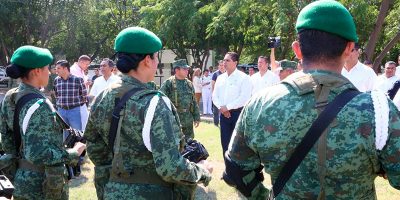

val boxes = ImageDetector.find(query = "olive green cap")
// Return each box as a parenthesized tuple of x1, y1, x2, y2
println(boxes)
(278, 60, 297, 71)
(10, 45, 53, 69)
(173, 59, 190, 69)
(114, 27, 162, 54)
(296, 0, 358, 42)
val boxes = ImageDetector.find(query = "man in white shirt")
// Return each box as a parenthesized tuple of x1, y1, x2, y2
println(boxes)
(375, 61, 399, 95)
(342, 44, 377, 92)
(201, 69, 213, 115)
(89, 58, 121, 100)
(212, 52, 251, 161)
(250, 56, 280, 96)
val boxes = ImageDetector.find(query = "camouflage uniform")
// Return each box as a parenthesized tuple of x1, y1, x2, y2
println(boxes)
(86, 75, 211, 200)
(0, 83, 80, 200)
(228, 70, 400, 199)
(160, 76, 200, 140)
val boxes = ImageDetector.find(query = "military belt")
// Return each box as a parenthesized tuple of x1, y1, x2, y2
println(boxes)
(109, 169, 173, 188)
(18, 159, 45, 173)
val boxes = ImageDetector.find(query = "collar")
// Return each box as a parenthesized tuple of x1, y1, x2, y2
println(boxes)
(121, 74, 148, 88)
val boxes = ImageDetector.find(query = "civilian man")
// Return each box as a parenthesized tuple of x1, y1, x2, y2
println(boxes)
(212, 52, 251, 161)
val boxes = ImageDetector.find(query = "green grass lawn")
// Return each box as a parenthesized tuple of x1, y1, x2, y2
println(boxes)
(70, 122, 400, 199)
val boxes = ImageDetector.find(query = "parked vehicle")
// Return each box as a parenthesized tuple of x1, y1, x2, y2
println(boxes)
(0, 68, 10, 86)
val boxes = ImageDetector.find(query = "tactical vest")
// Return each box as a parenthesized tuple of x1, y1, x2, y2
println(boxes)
(282, 72, 390, 200)
(109, 84, 181, 187)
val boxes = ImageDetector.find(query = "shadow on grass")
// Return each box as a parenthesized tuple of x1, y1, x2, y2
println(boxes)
(68, 163, 91, 188)
(195, 186, 216, 200)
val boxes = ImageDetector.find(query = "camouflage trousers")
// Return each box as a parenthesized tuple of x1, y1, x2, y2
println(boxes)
(103, 181, 197, 200)
(13, 169, 68, 200)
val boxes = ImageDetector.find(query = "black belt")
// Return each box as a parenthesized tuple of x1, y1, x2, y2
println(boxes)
(59, 103, 84, 110)
(229, 107, 243, 112)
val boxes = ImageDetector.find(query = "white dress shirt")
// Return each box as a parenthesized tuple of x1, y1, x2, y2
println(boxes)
(201, 75, 212, 92)
(250, 70, 280, 96)
(89, 75, 121, 97)
(212, 69, 252, 110)
(374, 75, 399, 93)
(341, 61, 377, 92)
(395, 66, 400, 77)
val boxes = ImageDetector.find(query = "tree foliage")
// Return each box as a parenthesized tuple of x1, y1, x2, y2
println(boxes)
(0, 0, 399, 68)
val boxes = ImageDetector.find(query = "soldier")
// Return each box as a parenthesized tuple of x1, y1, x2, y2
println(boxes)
(223, 0, 400, 199)
(85, 27, 212, 200)
(276, 59, 297, 80)
(160, 59, 200, 140)
(0, 45, 86, 199)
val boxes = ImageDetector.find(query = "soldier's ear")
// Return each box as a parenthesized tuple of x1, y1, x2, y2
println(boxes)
(292, 41, 303, 60)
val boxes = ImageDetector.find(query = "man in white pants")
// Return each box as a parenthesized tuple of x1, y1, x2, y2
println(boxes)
(201, 69, 213, 115)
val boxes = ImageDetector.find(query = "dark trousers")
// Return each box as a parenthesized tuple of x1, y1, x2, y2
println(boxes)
(220, 110, 241, 160)
(212, 104, 220, 126)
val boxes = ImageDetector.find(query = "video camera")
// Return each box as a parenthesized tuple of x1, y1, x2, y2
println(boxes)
(63, 128, 86, 180)
(182, 139, 209, 163)
(267, 36, 281, 48)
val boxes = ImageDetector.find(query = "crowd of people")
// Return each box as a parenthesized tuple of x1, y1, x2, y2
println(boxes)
(1, 0, 400, 200)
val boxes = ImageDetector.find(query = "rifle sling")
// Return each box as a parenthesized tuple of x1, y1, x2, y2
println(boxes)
(14, 93, 73, 155)
(270, 89, 360, 198)
(108, 87, 144, 151)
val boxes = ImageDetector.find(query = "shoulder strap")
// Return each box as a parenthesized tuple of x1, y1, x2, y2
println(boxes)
(172, 77, 178, 107)
(270, 89, 360, 199)
(13, 93, 43, 155)
(108, 87, 145, 150)
(387, 80, 400, 100)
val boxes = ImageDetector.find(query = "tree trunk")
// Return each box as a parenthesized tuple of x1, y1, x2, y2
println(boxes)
(373, 31, 400, 72)
(364, 0, 392, 62)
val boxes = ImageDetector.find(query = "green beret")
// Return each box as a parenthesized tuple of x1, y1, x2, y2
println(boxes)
(278, 60, 297, 71)
(296, 0, 358, 42)
(114, 27, 162, 54)
(173, 59, 190, 69)
(11, 45, 53, 69)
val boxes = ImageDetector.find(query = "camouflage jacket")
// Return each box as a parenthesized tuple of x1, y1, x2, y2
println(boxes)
(86, 75, 211, 199)
(160, 76, 200, 126)
(228, 70, 400, 200)
(0, 83, 80, 199)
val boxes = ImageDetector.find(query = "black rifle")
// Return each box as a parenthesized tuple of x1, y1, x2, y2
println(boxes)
(62, 127, 86, 180)
(181, 139, 209, 163)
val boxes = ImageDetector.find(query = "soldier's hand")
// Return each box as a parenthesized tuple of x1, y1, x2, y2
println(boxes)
(198, 160, 213, 174)
(194, 121, 200, 128)
(73, 142, 86, 156)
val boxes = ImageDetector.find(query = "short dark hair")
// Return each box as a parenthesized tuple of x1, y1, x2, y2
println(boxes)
(102, 58, 115, 67)
(226, 52, 239, 63)
(298, 29, 349, 66)
(56, 60, 70, 71)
